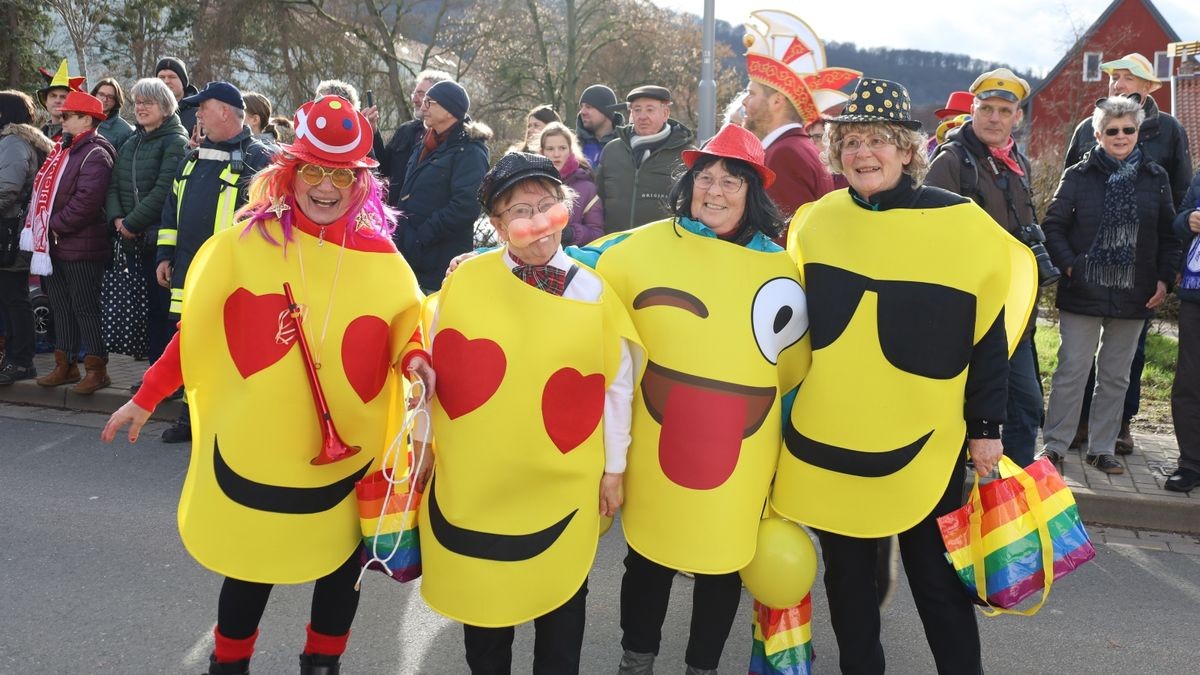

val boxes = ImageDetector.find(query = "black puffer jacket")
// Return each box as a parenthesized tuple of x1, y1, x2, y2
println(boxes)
(1044, 149, 1180, 319)
(104, 114, 189, 238)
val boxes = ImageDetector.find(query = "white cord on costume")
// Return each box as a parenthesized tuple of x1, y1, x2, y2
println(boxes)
(354, 377, 432, 590)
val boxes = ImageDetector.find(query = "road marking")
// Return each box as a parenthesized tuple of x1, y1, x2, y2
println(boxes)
(182, 625, 215, 668)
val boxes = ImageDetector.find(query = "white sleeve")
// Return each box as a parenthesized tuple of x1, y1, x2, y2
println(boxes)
(603, 337, 639, 473)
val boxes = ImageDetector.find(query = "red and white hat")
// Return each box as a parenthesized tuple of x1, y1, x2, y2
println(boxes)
(283, 95, 377, 169)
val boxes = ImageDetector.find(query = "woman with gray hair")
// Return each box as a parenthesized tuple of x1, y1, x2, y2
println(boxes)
(104, 77, 189, 363)
(1037, 95, 1180, 474)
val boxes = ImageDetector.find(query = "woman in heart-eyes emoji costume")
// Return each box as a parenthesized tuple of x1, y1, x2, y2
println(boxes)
(563, 124, 810, 674)
(102, 95, 424, 674)
(771, 79, 1036, 673)
(403, 152, 644, 673)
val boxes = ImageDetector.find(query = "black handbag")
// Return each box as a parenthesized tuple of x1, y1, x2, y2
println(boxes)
(101, 237, 149, 358)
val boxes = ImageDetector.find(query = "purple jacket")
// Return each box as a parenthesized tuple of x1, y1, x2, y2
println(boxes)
(48, 130, 115, 263)
(561, 160, 604, 246)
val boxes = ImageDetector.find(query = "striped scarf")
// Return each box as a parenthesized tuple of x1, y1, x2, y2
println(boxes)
(1082, 147, 1141, 290)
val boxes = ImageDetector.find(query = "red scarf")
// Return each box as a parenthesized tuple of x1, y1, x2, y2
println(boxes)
(418, 127, 448, 163)
(988, 137, 1024, 177)
(22, 130, 93, 274)
(558, 152, 579, 180)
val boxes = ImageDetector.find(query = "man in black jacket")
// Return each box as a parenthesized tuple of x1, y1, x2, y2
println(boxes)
(156, 57, 200, 137)
(374, 69, 451, 208)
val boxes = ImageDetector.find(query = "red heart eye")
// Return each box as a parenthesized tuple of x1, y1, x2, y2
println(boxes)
(432, 329, 506, 419)
(223, 288, 294, 379)
(542, 367, 605, 454)
(342, 316, 390, 403)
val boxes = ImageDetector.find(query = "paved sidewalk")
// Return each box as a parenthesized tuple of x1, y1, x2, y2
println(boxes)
(2, 353, 1196, 533)
(0, 352, 182, 422)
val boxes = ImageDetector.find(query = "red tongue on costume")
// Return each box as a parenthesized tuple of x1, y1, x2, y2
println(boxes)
(657, 383, 747, 490)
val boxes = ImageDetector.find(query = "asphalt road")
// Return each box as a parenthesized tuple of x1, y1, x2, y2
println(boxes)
(2, 404, 1198, 674)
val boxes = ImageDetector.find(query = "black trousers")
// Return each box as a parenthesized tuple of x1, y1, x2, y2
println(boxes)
(0, 270, 34, 367)
(815, 458, 981, 675)
(216, 547, 362, 640)
(1173, 302, 1200, 474)
(43, 259, 106, 358)
(463, 579, 588, 675)
(141, 247, 171, 363)
(619, 547, 743, 670)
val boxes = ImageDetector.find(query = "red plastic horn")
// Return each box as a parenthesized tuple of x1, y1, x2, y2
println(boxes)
(283, 282, 361, 465)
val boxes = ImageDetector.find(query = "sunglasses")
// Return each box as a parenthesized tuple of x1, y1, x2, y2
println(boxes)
(299, 163, 358, 189)
(805, 263, 977, 380)
(1103, 126, 1137, 137)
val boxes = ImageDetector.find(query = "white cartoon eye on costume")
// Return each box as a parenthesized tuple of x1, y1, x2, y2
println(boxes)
(295, 103, 363, 155)
(752, 277, 809, 365)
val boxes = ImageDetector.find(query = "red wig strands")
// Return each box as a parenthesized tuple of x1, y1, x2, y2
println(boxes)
(236, 153, 398, 247)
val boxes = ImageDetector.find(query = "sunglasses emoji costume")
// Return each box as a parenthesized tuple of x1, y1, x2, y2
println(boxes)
(772, 193, 1037, 537)
(418, 249, 643, 627)
(175, 97, 425, 584)
(586, 218, 811, 574)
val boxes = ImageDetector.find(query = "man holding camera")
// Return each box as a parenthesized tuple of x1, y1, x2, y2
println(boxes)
(927, 68, 1045, 467)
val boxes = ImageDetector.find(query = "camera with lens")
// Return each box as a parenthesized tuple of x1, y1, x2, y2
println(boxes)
(1014, 222, 1061, 287)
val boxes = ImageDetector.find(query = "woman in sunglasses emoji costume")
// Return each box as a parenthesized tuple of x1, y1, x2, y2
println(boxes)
(103, 95, 425, 674)
(773, 79, 1037, 674)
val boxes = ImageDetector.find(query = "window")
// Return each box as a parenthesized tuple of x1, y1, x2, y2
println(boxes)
(1155, 51, 1171, 79)
(1083, 52, 1102, 81)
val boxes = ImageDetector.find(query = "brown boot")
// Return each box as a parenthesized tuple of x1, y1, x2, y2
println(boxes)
(36, 349, 81, 387)
(73, 355, 111, 394)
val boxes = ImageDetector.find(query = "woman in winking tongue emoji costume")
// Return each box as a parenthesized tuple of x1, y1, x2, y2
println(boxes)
(102, 95, 425, 675)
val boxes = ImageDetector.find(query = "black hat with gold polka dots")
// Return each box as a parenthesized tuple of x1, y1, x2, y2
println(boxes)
(829, 77, 922, 130)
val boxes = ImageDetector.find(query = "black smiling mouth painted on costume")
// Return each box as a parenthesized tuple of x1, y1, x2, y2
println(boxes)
(427, 477, 576, 562)
(213, 437, 371, 514)
(783, 417, 930, 477)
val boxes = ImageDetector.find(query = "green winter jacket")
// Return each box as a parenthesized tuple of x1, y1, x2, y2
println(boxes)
(594, 119, 695, 233)
(104, 113, 189, 236)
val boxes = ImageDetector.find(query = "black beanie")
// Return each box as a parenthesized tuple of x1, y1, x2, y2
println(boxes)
(579, 85, 618, 122)
(426, 80, 470, 121)
(155, 57, 189, 90)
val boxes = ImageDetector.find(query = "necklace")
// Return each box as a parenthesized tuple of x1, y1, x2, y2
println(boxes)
(295, 220, 349, 369)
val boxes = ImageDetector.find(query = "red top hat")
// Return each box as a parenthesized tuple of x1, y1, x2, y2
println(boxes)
(283, 95, 377, 169)
(935, 91, 974, 119)
(61, 91, 107, 122)
(681, 124, 776, 188)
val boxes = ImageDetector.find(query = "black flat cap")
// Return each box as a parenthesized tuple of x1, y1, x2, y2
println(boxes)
(477, 152, 563, 212)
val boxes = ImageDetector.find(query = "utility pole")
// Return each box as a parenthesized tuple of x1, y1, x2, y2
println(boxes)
(698, 0, 716, 143)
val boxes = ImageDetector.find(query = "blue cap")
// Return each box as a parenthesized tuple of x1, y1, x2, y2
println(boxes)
(181, 81, 244, 110)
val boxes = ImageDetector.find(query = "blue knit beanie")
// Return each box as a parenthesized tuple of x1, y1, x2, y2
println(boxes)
(426, 80, 470, 121)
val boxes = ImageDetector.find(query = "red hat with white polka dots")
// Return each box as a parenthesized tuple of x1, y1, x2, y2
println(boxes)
(283, 94, 377, 168)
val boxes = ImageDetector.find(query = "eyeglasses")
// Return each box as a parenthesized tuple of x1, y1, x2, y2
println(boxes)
(498, 196, 560, 222)
(838, 135, 895, 155)
(693, 171, 746, 193)
(299, 163, 358, 189)
(422, 98, 440, 109)
(133, 100, 157, 108)
(95, 92, 117, 101)
(1103, 126, 1138, 137)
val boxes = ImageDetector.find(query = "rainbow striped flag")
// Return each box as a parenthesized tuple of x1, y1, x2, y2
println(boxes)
(748, 595, 812, 675)
(356, 470, 422, 582)
(938, 457, 1094, 612)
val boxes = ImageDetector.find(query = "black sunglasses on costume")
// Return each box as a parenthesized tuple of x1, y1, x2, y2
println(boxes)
(1103, 126, 1138, 137)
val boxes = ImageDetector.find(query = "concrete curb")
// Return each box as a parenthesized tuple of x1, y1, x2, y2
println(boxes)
(1075, 488, 1200, 536)
(0, 379, 183, 422)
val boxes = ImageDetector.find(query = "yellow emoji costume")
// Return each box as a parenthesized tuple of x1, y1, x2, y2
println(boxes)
(177, 218, 422, 584)
(419, 250, 642, 627)
(591, 220, 810, 574)
(772, 193, 1036, 537)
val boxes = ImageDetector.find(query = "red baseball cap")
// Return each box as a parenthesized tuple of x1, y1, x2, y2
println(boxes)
(61, 91, 106, 122)
(681, 123, 776, 188)
(935, 91, 974, 119)
(282, 95, 377, 169)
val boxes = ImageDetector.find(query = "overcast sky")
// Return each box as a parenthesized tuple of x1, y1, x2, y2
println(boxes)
(657, 0, 1200, 75)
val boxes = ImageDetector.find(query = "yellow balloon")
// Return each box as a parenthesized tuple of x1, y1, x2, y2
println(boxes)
(739, 518, 818, 609)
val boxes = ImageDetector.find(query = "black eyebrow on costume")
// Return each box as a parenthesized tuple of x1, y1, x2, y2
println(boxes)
(632, 287, 709, 318)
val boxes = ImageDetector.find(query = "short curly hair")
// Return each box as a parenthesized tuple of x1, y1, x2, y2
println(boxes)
(822, 121, 931, 184)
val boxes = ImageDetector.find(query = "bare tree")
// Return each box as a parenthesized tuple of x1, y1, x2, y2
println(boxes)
(45, 0, 113, 84)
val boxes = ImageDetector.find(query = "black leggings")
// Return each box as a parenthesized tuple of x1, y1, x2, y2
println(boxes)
(619, 546, 743, 670)
(217, 547, 362, 639)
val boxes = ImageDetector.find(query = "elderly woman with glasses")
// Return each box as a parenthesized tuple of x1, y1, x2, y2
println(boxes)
(772, 78, 1035, 674)
(103, 96, 425, 674)
(1037, 96, 1180, 475)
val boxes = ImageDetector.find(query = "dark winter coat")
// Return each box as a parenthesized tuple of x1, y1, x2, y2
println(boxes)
(177, 83, 200, 137)
(394, 119, 492, 291)
(47, 130, 116, 263)
(1174, 170, 1200, 305)
(104, 114, 190, 240)
(375, 118, 425, 208)
(594, 119, 695, 233)
(97, 113, 135, 150)
(1064, 95, 1192, 209)
(1043, 150, 1180, 319)
(0, 123, 53, 272)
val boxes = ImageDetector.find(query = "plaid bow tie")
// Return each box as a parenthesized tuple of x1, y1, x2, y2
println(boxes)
(512, 263, 568, 296)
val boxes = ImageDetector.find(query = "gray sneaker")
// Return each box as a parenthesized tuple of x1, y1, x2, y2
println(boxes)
(617, 649, 655, 675)
(0, 362, 36, 386)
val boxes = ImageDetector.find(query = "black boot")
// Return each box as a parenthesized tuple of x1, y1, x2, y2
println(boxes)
(206, 654, 249, 675)
(299, 652, 340, 675)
